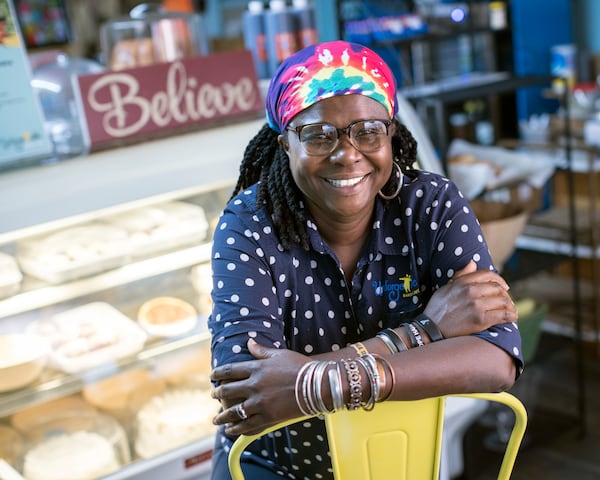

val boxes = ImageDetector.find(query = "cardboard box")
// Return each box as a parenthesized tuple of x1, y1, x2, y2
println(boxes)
(470, 184, 543, 270)
(479, 212, 529, 271)
(470, 183, 543, 222)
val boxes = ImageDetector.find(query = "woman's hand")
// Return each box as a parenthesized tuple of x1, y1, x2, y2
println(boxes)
(423, 260, 517, 338)
(211, 339, 309, 436)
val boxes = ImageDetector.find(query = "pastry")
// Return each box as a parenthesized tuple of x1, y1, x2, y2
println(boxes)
(135, 388, 217, 458)
(137, 296, 198, 337)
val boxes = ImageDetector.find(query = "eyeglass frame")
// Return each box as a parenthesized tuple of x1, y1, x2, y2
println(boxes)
(285, 118, 393, 156)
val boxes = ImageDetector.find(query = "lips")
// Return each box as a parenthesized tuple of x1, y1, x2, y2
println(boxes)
(326, 175, 366, 187)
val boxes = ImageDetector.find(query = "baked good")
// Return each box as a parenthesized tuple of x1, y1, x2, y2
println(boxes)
(0, 252, 22, 298)
(137, 296, 198, 337)
(110, 38, 155, 70)
(28, 302, 147, 373)
(155, 343, 211, 388)
(82, 368, 166, 425)
(16, 223, 129, 283)
(107, 201, 209, 258)
(0, 424, 24, 470)
(23, 431, 120, 480)
(11, 395, 94, 433)
(135, 388, 217, 458)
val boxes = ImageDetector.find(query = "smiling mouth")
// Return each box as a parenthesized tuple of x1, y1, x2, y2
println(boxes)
(326, 175, 366, 187)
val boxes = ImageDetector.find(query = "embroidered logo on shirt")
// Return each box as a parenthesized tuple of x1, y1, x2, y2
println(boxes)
(372, 274, 419, 302)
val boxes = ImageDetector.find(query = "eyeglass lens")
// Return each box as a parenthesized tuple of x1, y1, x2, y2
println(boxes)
(297, 119, 389, 155)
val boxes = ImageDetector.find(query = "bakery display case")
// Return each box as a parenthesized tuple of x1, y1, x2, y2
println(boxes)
(0, 117, 264, 480)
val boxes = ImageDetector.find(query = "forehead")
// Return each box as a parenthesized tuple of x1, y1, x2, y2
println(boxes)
(289, 95, 390, 126)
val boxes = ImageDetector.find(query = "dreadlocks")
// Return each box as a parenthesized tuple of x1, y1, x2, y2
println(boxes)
(230, 119, 418, 251)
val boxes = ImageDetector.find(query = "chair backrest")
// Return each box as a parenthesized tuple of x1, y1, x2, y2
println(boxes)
(228, 391, 527, 480)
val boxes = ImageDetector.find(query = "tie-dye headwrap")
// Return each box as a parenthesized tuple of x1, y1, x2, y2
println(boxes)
(265, 41, 398, 133)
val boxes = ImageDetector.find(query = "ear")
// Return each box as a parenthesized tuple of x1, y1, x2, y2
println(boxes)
(278, 133, 291, 156)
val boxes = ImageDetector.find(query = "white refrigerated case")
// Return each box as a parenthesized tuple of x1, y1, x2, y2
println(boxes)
(0, 118, 264, 480)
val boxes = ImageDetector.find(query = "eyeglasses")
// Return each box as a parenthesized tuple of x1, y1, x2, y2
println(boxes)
(286, 119, 392, 156)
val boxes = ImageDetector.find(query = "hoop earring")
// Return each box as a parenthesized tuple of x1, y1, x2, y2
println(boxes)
(378, 162, 403, 200)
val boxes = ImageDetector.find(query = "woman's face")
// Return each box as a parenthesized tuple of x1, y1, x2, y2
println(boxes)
(280, 95, 395, 222)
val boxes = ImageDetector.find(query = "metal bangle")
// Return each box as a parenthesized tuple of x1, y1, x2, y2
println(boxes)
(328, 363, 344, 412)
(295, 362, 314, 416)
(376, 331, 399, 353)
(384, 327, 409, 351)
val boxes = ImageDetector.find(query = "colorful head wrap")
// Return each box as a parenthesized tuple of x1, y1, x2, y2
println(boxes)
(265, 41, 398, 133)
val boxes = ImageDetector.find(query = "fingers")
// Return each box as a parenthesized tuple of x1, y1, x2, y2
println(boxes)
(211, 363, 245, 383)
(247, 338, 272, 359)
(212, 401, 252, 430)
(453, 259, 477, 278)
(451, 267, 510, 291)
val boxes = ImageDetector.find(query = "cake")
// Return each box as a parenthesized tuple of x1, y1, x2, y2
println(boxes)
(23, 431, 120, 480)
(134, 388, 217, 458)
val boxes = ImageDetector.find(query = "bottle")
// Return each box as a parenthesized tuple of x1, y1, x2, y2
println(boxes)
(291, 0, 318, 49)
(242, 1, 269, 79)
(265, 0, 298, 77)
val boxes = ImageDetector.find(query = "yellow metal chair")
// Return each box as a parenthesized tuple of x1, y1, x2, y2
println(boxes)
(228, 391, 527, 480)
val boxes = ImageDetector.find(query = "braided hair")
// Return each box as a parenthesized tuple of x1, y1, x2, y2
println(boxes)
(230, 119, 418, 251)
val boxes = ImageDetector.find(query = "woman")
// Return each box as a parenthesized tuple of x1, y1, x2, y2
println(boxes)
(209, 41, 522, 480)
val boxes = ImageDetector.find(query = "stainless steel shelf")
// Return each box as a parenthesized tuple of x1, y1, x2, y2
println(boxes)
(0, 242, 213, 319)
(0, 332, 211, 418)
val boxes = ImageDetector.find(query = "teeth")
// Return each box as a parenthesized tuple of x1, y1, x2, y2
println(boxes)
(327, 176, 364, 187)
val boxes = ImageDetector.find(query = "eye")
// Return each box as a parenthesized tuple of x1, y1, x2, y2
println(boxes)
(302, 125, 336, 143)
(353, 121, 387, 140)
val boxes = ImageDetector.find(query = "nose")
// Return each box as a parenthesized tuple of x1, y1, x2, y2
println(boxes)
(329, 133, 361, 164)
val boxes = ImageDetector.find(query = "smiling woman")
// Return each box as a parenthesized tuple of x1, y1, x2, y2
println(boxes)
(207, 40, 523, 480)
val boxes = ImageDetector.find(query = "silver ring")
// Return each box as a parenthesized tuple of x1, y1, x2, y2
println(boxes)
(235, 403, 248, 421)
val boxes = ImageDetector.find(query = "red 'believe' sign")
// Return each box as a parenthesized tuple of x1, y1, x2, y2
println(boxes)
(75, 49, 264, 152)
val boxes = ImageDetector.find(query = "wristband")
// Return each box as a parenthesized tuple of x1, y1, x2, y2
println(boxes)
(414, 313, 444, 342)
(350, 341, 369, 356)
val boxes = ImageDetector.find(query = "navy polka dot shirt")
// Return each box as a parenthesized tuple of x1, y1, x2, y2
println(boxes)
(209, 170, 523, 479)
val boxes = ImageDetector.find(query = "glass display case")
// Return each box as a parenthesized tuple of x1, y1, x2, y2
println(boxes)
(0, 117, 264, 480)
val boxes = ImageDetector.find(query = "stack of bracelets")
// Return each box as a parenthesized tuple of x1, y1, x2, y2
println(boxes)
(294, 313, 444, 415)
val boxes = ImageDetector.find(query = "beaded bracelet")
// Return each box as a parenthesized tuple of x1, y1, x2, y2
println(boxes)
(341, 358, 362, 410)
(355, 355, 378, 411)
(414, 313, 444, 342)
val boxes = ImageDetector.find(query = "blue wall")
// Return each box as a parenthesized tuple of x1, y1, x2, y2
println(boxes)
(511, 0, 573, 120)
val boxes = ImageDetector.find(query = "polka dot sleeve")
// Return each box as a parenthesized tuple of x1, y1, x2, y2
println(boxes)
(402, 172, 523, 375)
(208, 198, 287, 370)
